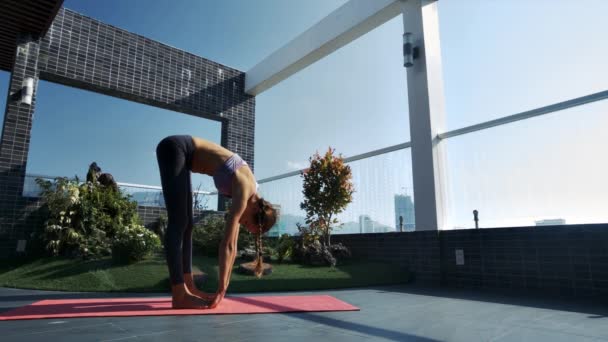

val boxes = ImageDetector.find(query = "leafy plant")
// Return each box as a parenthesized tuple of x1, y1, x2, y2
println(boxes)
(35, 165, 143, 258)
(192, 214, 255, 257)
(300, 147, 354, 246)
(112, 224, 161, 263)
(192, 215, 224, 256)
(295, 222, 319, 246)
(276, 234, 295, 263)
(155, 213, 168, 241)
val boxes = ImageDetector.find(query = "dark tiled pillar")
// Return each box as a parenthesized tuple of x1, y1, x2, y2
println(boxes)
(0, 34, 41, 256)
(218, 95, 255, 212)
(218, 120, 230, 212)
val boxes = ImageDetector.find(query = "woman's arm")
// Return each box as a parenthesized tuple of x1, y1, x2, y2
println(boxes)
(210, 188, 248, 308)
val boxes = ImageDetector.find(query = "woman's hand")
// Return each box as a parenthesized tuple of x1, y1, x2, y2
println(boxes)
(194, 291, 216, 302)
(214, 187, 247, 310)
(207, 291, 226, 309)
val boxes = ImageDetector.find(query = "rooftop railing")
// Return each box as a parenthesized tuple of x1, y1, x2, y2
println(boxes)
(19, 89, 608, 233)
(23, 173, 219, 209)
(258, 89, 608, 234)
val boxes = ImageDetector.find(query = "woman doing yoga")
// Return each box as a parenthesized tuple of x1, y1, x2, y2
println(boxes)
(156, 135, 277, 309)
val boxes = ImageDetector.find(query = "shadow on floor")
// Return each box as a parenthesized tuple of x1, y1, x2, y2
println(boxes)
(231, 296, 440, 342)
(368, 284, 608, 318)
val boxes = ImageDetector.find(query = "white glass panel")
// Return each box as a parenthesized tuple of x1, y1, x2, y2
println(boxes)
(445, 99, 608, 228)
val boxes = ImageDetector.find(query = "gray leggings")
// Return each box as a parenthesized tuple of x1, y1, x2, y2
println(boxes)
(156, 135, 195, 285)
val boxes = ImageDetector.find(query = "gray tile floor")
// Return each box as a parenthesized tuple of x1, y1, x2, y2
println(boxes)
(1, 285, 607, 342)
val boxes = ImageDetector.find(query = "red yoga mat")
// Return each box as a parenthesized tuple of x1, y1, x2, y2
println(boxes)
(0, 295, 359, 321)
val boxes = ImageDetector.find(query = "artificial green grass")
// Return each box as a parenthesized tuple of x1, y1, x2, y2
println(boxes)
(0, 254, 409, 293)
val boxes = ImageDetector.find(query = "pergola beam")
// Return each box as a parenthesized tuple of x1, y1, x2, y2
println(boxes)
(245, 0, 401, 95)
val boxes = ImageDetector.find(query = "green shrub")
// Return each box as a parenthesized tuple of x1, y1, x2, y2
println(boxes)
(295, 223, 319, 247)
(276, 234, 295, 263)
(155, 213, 168, 241)
(263, 245, 276, 260)
(112, 224, 161, 264)
(192, 215, 224, 256)
(35, 169, 142, 258)
(192, 214, 256, 256)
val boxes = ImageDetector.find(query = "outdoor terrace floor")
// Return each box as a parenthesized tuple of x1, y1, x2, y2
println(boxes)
(1, 285, 607, 341)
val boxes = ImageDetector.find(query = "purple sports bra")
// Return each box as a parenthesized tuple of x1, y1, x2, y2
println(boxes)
(213, 154, 258, 197)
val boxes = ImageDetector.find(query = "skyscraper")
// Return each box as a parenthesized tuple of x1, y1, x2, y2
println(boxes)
(394, 194, 415, 231)
(359, 215, 374, 233)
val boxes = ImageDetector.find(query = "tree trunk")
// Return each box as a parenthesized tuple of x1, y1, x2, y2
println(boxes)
(326, 215, 332, 247)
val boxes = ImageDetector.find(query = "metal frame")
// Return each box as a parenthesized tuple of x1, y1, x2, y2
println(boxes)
(258, 89, 608, 184)
(247, 0, 446, 230)
(438, 89, 608, 140)
(24, 88, 608, 204)
(401, 0, 447, 231)
(245, 0, 402, 95)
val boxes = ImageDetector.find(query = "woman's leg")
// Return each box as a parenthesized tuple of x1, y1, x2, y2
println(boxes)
(182, 173, 193, 276)
(157, 138, 189, 285)
(156, 136, 206, 308)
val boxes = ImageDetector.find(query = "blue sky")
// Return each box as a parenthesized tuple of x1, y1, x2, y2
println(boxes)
(1, 0, 607, 228)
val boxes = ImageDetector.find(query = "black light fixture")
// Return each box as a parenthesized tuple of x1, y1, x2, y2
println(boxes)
(402, 32, 419, 68)
(473, 210, 479, 229)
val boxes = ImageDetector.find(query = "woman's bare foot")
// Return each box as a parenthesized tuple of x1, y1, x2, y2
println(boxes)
(172, 294, 208, 309)
(187, 287, 215, 301)
(171, 283, 209, 309)
(184, 273, 215, 301)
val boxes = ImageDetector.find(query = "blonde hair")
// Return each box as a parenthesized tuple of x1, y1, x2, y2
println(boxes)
(253, 198, 278, 278)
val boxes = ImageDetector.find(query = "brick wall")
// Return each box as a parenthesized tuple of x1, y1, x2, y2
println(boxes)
(0, 8, 254, 256)
(440, 224, 608, 298)
(333, 224, 608, 298)
(332, 232, 441, 286)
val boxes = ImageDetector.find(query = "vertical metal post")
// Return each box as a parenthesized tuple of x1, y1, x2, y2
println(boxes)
(401, 0, 447, 231)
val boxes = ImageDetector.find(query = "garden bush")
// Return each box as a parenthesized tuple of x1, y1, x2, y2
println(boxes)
(238, 245, 275, 261)
(192, 215, 224, 256)
(34, 164, 151, 259)
(155, 213, 168, 241)
(295, 240, 336, 267)
(329, 243, 352, 263)
(192, 214, 256, 257)
(290, 225, 352, 266)
(112, 224, 161, 264)
(276, 234, 295, 263)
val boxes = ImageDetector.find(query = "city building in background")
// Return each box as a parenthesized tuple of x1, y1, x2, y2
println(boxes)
(535, 218, 567, 226)
(394, 194, 415, 231)
(359, 215, 374, 233)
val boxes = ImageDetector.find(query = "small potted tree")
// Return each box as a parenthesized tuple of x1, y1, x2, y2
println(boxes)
(299, 147, 354, 265)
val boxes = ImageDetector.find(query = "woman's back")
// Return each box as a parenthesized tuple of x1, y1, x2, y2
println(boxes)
(190, 137, 232, 175)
